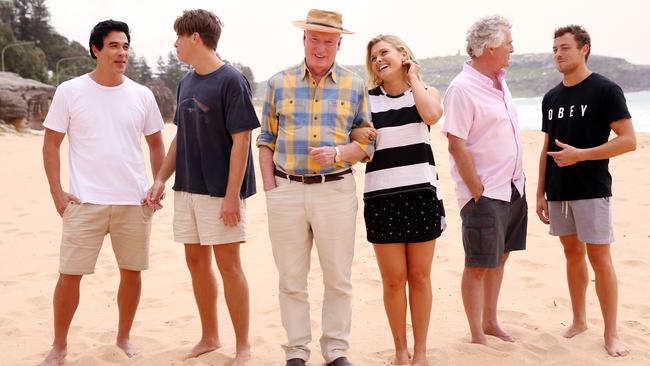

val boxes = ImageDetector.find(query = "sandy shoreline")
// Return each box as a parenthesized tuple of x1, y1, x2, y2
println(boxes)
(1, 125, 649, 365)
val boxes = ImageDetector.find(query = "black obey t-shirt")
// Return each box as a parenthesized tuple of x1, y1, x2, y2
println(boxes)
(173, 64, 260, 198)
(542, 73, 631, 201)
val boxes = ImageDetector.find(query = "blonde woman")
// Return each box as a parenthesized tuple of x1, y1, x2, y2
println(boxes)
(352, 35, 444, 366)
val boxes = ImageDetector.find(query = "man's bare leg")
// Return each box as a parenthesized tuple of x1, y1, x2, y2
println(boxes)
(116, 269, 141, 357)
(214, 243, 251, 365)
(461, 266, 487, 344)
(374, 244, 409, 365)
(407, 241, 435, 366)
(559, 235, 589, 338)
(586, 244, 629, 357)
(184, 244, 221, 359)
(482, 253, 514, 342)
(39, 274, 82, 366)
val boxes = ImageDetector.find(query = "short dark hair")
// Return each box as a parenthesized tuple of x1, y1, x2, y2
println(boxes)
(173, 9, 223, 50)
(88, 20, 130, 59)
(554, 24, 591, 61)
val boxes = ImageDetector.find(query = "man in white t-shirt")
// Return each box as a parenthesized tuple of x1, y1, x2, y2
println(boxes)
(39, 20, 165, 366)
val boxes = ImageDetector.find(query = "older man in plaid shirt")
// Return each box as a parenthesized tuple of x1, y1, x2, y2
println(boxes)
(256, 9, 373, 366)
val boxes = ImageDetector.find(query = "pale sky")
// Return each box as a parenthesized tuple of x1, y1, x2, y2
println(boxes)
(47, 0, 650, 81)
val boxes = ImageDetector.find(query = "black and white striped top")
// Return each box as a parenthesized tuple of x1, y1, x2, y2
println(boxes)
(364, 86, 441, 199)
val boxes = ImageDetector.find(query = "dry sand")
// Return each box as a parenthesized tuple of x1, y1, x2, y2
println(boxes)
(1, 125, 649, 365)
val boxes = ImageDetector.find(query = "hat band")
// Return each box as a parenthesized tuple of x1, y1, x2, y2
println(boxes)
(306, 21, 343, 30)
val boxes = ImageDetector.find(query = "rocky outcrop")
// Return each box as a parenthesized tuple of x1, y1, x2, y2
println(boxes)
(0, 72, 55, 128)
(146, 79, 176, 122)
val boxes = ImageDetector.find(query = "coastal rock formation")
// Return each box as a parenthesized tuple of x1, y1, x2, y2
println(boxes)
(146, 79, 176, 122)
(0, 89, 28, 126)
(0, 72, 55, 128)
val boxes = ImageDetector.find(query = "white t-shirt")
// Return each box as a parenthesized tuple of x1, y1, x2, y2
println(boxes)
(43, 74, 164, 205)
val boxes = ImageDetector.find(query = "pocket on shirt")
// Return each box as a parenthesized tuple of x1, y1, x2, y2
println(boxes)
(278, 98, 310, 125)
(325, 99, 353, 141)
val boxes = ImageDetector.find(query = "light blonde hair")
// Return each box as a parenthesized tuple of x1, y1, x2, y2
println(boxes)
(365, 34, 418, 88)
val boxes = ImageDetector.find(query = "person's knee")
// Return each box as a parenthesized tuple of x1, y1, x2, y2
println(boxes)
(464, 266, 488, 280)
(563, 245, 587, 262)
(58, 273, 82, 287)
(407, 269, 430, 290)
(587, 248, 614, 273)
(383, 272, 407, 292)
(217, 259, 245, 281)
(185, 250, 212, 272)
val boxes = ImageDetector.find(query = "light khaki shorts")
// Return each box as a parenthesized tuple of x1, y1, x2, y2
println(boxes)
(173, 191, 247, 245)
(60, 203, 154, 275)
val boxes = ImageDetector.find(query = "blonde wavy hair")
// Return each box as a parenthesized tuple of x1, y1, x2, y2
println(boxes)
(365, 34, 418, 88)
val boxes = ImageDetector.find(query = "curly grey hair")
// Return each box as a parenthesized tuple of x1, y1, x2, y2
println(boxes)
(466, 15, 511, 58)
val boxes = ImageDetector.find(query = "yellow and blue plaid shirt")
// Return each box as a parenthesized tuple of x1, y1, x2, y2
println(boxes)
(257, 61, 374, 176)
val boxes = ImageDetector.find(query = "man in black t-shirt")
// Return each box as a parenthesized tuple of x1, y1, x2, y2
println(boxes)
(146, 9, 259, 364)
(536, 25, 636, 357)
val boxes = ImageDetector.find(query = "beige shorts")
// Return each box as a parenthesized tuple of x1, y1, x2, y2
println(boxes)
(173, 191, 247, 245)
(60, 203, 153, 275)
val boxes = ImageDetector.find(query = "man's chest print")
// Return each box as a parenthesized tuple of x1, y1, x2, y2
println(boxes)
(547, 104, 589, 121)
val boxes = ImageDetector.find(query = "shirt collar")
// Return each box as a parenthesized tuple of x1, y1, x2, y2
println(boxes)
(463, 60, 507, 88)
(300, 60, 338, 84)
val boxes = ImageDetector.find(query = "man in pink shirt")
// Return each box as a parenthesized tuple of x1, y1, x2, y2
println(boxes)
(442, 15, 527, 345)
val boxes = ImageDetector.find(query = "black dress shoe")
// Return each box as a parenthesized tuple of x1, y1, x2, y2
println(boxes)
(286, 358, 306, 366)
(326, 356, 353, 366)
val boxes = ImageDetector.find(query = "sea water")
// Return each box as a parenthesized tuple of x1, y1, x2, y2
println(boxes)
(513, 90, 650, 132)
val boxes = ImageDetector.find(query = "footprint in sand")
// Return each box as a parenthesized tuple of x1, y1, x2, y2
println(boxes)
(516, 259, 546, 269)
(498, 310, 528, 322)
(139, 297, 166, 309)
(621, 259, 647, 267)
(445, 269, 462, 278)
(520, 276, 544, 289)
(622, 319, 650, 333)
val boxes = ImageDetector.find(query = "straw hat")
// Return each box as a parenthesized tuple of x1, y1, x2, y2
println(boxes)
(292, 9, 353, 34)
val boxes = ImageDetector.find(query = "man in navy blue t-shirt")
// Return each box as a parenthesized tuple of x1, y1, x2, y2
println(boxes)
(146, 9, 259, 364)
(536, 25, 636, 357)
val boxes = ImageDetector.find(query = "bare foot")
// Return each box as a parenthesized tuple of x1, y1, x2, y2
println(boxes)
(411, 353, 428, 366)
(183, 338, 221, 360)
(38, 345, 67, 366)
(562, 322, 588, 338)
(116, 338, 139, 357)
(470, 334, 487, 345)
(232, 345, 251, 365)
(483, 324, 515, 342)
(605, 336, 630, 357)
(393, 349, 410, 365)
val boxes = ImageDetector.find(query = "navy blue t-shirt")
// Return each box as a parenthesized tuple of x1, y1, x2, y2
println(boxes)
(173, 64, 260, 198)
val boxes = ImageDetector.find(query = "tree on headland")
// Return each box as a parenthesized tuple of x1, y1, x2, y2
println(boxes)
(0, 0, 93, 83)
(231, 62, 256, 95)
(125, 50, 153, 85)
(156, 51, 191, 92)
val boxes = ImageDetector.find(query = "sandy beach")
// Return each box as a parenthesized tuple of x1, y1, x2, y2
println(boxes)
(1, 124, 649, 366)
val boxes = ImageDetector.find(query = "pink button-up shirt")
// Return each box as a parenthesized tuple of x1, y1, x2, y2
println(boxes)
(442, 61, 524, 208)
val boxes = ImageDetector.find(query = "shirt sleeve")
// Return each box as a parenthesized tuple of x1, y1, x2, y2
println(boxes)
(143, 89, 165, 136)
(541, 93, 549, 133)
(350, 88, 375, 161)
(603, 84, 631, 125)
(441, 85, 473, 140)
(42, 85, 70, 133)
(224, 72, 260, 135)
(256, 78, 278, 151)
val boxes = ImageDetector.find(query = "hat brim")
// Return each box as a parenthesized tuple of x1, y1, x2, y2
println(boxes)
(292, 20, 353, 34)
